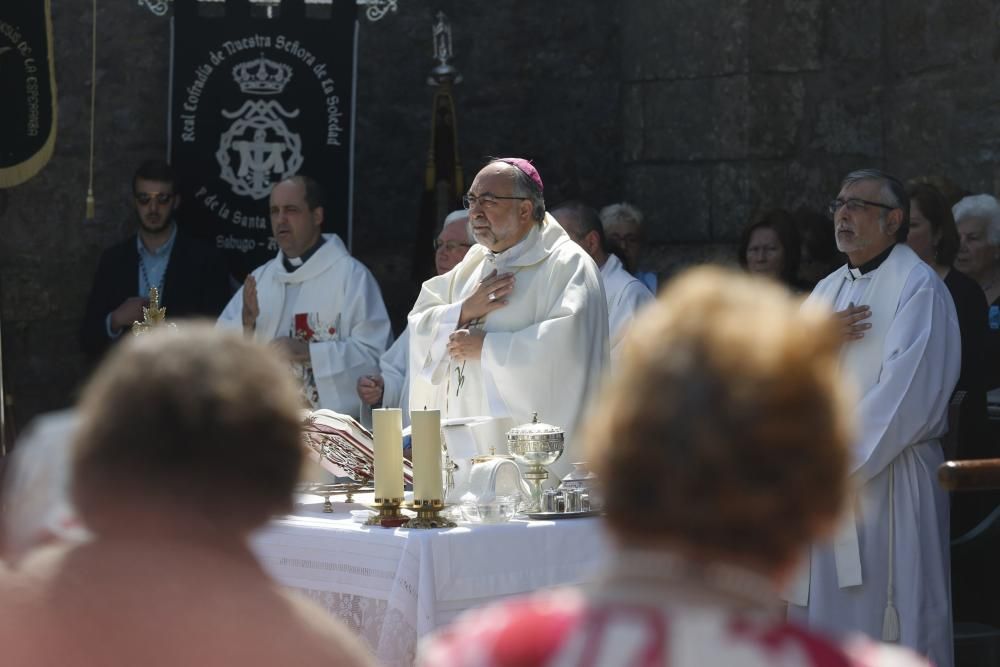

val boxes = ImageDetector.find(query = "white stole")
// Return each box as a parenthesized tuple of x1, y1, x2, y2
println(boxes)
(786, 243, 920, 607)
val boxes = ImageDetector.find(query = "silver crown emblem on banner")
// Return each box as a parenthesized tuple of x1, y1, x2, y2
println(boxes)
(232, 54, 292, 95)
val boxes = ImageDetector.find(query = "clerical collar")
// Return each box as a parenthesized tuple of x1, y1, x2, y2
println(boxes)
(847, 244, 895, 279)
(486, 225, 536, 271)
(282, 236, 325, 272)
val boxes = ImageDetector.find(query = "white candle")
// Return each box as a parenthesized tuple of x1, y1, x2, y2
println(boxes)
(411, 409, 443, 502)
(373, 408, 403, 500)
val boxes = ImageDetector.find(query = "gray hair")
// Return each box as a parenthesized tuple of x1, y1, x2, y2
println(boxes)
(487, 158, 546, 223)
(953, 194, 1000, 246)
(442, 209, 474, 244)
(599, 202, 644, 230)
(840, 169, 909, 242)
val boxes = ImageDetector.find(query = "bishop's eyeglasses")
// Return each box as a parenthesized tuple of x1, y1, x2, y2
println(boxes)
(462, 193, 529, 209)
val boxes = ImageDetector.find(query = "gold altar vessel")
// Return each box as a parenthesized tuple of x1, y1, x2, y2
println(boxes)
(130, 287, 172, 336)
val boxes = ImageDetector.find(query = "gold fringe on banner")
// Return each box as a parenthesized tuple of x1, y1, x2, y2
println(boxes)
(85, 0, 98, 220)
(0, 0, 58, 189)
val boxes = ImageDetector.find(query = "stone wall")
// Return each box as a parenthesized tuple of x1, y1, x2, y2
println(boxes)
(622, 0, 1000, 277)
(0, 0, 622, 431)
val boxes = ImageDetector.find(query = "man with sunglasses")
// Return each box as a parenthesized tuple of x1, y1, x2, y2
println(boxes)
(407, 158, 609, 478)
(786, 169, 960, 667)
(80, 159, 232, 363)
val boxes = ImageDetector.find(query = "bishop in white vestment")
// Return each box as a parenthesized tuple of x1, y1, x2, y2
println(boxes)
(787, 171, 959, 667)
(408, 159, 609, 476)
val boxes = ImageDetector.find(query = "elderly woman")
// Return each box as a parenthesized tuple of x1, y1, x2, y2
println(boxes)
(906, 183, 987, 448)
(954, 194, 1000, 309)
(954, 193, 1000, 389)
(908, 183, 991, 625)
(738, 208, 802, 287)
(417, 268, 927, 667)
(600, 202, 657, 292)
(0, 325, 375, 667)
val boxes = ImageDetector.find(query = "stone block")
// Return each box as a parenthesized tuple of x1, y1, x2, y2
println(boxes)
(827, 0, 881, 63)
(712, 162, 753, 242)
(749, 0, 822, 72)
(622, 0, 748, 80)
(630, 76, 749, 161)
(624, 164, 712, 243)
(748, 74, 806, 158)
(887, 0, 996, 75)
(808, 93, 883, 156)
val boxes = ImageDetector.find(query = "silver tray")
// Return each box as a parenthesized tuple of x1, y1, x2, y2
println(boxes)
(523, 510, 601, 520)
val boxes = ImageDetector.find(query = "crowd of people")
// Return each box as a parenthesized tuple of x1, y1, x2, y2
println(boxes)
(3, 157, 997, 665)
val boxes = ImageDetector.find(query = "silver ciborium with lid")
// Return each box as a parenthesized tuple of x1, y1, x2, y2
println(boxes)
(506, 412, 564, 512)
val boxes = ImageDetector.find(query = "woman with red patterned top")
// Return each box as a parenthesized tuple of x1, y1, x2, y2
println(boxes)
(417, 267, 930, 667)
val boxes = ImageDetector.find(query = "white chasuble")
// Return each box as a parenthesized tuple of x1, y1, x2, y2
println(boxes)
(407, 215, 609, 478)
(788, 244, 959, 667)
(218, 234, 392, 417)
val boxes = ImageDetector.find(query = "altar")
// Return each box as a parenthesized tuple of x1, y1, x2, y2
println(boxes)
(250, 495, 610, 667)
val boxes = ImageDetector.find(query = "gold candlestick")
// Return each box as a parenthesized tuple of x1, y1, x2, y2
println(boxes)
(364, 497, 408, 527)
(404, 499, 456, 529)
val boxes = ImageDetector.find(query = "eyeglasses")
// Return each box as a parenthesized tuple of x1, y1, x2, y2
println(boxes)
(433, 240, 472, 252)
(828, 198, 897, 215)
(135, 191, 175, 206)
(462, 192, 528, 209)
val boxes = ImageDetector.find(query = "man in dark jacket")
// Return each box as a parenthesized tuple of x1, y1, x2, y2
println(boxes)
(80, 159, 231, 362)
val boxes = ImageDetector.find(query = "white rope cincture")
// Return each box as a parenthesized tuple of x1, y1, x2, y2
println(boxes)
(85, 0, 98, 220)
(882, 462, 900, 642)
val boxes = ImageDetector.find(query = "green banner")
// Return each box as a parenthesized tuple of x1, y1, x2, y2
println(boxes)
(0, 0, 57, 188)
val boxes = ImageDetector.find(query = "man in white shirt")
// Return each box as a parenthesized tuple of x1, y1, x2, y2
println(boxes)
(407, 158, 608, 476)
(787, 169, 959, 667)
(553, 200, 653, 360)
(218, 174, 392, 416)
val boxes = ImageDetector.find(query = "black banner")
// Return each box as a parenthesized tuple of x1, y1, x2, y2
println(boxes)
(169, 0, 356, 279)
(0, 0, 57, 188)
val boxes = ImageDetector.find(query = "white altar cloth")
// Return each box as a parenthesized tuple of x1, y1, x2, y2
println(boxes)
(250, 497, 611, 667)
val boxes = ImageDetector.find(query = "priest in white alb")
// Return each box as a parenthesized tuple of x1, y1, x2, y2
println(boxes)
(407, 158, 609, 477)
(551, 200, 653, 361)
(787, 169, 960, 667)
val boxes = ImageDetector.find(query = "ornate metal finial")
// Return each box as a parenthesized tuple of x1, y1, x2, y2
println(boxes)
(427, 11, 461, 86)
(432, 11, 452, 67)
(357, 0, 398, 22)
(131, 287, 171, 336)
(137, 0, 170, 16)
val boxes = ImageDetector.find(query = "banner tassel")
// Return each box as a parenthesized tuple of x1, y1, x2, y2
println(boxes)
(85, 0, 97, 221)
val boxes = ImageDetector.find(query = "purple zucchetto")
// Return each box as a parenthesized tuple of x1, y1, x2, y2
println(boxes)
(496, 157, 543, 192)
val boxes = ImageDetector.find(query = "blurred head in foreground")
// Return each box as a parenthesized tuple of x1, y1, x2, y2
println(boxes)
(71, 322, 304, 538)
(588, 266, 852, 580)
